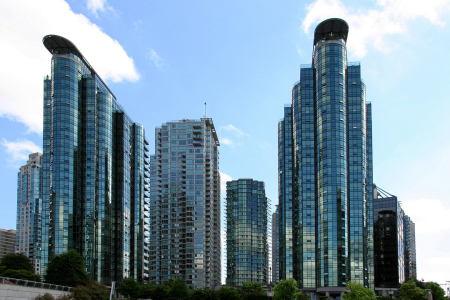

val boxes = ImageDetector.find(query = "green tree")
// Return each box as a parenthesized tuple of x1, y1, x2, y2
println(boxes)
(240, 282, 267, 300)
(426, 282, 445, 300)
(217, 286, 241, 300)
(0, 253, 33, 272)
(376, 296, 392, 300)
(44, 249, 90, 287)
(0, 253, 40, 281)
(140, 282, 157, 299)
(399, 279, 427, 300)
(2, 269, 40, 281)
(274, 279, 298, 300)
(295, 290, 311, 300)
(167, 278, 189, 300)
(151, 285, 169, 300)
(185, 287, 219, 300)
(117, 277, 141, 300)
(342, 281, 375, 300)
(35, 293, 55, 300)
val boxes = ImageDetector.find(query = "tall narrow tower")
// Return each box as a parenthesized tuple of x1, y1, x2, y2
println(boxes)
(226, 179, 268, 286)
(148, 118, 221, 289)
(279, 18, 374, 295)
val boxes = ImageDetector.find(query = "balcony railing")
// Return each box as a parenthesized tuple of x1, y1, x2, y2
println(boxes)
(0, 276, 73, 292)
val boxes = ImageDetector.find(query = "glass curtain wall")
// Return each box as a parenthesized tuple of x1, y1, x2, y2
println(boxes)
(278, 105, 293, 281)
(16, 153, 43, 274)
(278, 19, 374, 292)
(226, 179, 268, 287)
(41, 35, 149, 284)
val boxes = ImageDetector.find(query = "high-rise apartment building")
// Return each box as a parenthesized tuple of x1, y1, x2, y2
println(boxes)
(148, 118, 221, 289)
(278, 18, 374, 295)
(16, 153, 43, 274)
(373, 186, 405, 288)
(0, 229, 16, 259)
(226, 179, 268, 287)
(403, 216, 416, 280)
(278, 104, 293, 281)
(41, 35, 150, 284)
(272, 205, 279, 284)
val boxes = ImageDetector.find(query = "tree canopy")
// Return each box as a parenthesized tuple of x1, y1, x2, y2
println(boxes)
(425, 282, 445, 300)
(44, 249, 90, 287)
(342, 281, 375, 300)
(167, 278, 189, 300)
(240, 282, 267, 300)
(0, 252, 40, 281)
(399, 279, 427, 300)
(274, 279, 298, 300)
(217, 286, 242, 300)
(0, 253, 33, 272)
(117, 277, 141, 300)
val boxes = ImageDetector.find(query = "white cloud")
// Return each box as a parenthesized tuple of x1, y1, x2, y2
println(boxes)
(146, 48, 164, 68)
(221, 124, 246, 137)
(0, 0, 140, 133)
(401, 198, 450, 283)
(86, 0, 107, 16)
(220, 172, 232, 193)
(220, 138, 234, 146)
(302, 0, 450, 57)
(1, 139, 42, 162)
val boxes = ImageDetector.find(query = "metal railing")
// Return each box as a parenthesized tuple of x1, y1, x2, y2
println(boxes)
(0, 276, 73, 292)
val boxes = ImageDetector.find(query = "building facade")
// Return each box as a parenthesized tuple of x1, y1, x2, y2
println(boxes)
(278, 104, 293, 281)
(373, 186, 416, 287)
(226, 179, 268, 287)
(16, 153, 43, 274)
(148, 118, 221, 289)
(41, 35, 150, 284)
(373, 186, 405, 288)
(403, 216, 416, 280)
(272, 205, 279, 284)
(278, 18, 374, 294)
(0, 229, 16, 259)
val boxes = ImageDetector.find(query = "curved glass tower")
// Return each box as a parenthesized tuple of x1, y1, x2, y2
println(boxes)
(279, 18, 374, 295)
(41, 35, 150, 284)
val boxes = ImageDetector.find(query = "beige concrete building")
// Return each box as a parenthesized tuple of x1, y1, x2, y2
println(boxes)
(0, 229, 16, 259)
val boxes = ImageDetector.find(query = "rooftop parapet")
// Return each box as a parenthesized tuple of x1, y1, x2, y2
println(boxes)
(313, 18, 349, 46)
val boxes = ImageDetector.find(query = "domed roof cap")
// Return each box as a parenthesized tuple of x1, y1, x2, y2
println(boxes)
(313, 18, 349, 45)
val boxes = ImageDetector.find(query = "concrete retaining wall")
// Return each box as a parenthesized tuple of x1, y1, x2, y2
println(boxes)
(0, 284, 70, 300)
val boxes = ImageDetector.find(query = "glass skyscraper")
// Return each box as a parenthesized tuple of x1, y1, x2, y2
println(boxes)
(272, 205, 280, 284)
(278, 104, 293, 281)
(41, 35, 150, 284)
(16, 153, 43, 275)
(403, 215, 416, 280)
(148, 118, 221, 289)
(278, 18, 374, 294)
(226, 179, 268, 287)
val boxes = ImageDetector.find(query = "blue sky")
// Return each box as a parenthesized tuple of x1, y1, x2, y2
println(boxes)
(1, 0, 449, 287)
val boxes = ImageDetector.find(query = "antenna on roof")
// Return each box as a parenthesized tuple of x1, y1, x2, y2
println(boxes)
(204, 102, 207, 118)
